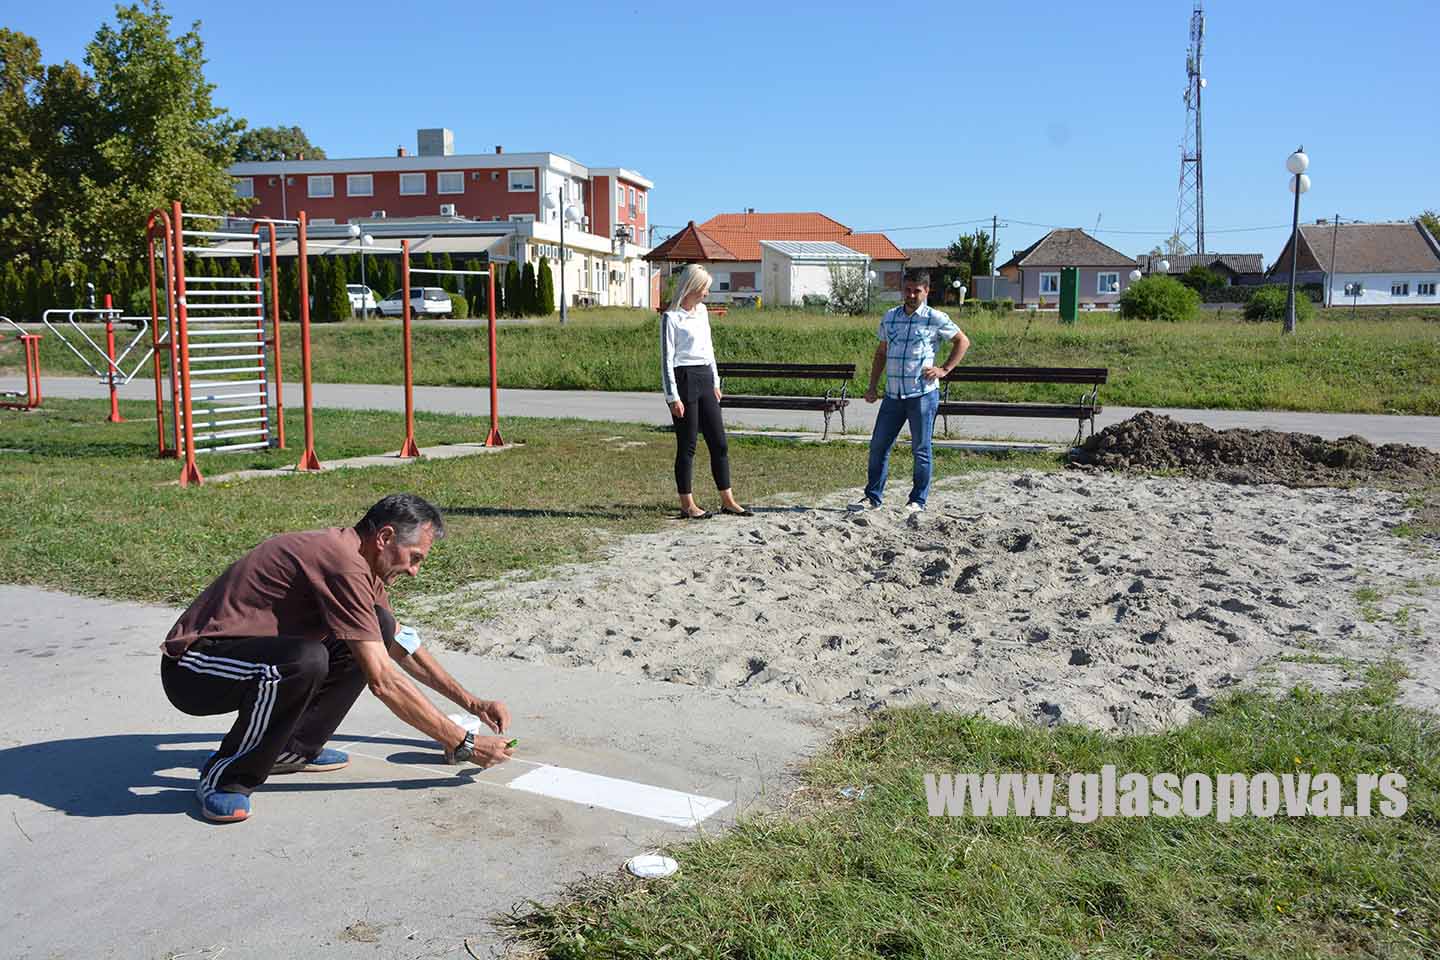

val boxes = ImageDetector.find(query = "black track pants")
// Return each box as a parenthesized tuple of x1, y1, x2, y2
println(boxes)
(671, 364, 731, 494)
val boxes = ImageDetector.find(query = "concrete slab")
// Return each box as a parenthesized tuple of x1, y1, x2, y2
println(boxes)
(203, 442, 516, 485)
(0, 586, 835, 958)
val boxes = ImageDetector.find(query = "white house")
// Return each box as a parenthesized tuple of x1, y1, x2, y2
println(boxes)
(1269, 220, 1440, 306)
(759, 240, 870, 306)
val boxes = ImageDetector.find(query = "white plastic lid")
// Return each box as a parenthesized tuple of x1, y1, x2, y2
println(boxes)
(625, 854, 679, 879)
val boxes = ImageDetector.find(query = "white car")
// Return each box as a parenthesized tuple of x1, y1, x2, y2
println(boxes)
(347, 284, 378, 313)
(377, 286, 453, 318)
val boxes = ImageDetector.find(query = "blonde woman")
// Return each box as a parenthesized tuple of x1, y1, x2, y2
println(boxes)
(660, 264, 750, 519)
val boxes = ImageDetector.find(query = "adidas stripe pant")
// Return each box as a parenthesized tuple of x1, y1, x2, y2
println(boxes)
(160, 635, 367, 797)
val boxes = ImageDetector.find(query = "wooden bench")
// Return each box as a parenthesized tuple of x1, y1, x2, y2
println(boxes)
(716, 362, 855, 440)
(935, 366, 1108, 444)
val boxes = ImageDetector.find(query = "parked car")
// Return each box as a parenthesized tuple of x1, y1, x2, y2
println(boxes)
(377, 286, 452, 318)
(346, 284, 378, 313)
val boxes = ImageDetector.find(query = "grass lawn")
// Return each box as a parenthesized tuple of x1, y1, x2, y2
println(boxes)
(0, 398, 1060, 609)
(13, 305, 1440, 415)
(507, 663, 1440, 959)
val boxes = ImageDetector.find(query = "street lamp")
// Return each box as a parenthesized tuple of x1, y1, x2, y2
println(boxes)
(347, 224, 374, 320)
(951, 279, 967, 305)
(1129, 268, 1143, 283)
(1283, 146, 1310, 335)
(543, 187, 582, 324)
(866, 269, 877, 308)
(1158, 258, 1171, 275)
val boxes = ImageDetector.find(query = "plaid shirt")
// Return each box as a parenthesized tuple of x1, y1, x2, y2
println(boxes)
(878, 303, 960, 399)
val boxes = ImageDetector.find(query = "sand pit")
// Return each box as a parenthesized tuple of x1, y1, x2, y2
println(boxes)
(423, 469, 1438, 732)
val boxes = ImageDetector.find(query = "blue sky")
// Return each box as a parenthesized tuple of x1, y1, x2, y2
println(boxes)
(10, 0, 1437, 264)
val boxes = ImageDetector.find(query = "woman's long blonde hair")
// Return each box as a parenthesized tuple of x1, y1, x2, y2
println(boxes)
(667, 264, 712, 311)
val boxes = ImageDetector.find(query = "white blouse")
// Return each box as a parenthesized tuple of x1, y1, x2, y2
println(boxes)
(660, 304, 720, 401)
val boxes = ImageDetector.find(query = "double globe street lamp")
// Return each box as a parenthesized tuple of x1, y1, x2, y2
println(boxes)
(1283, 146, 1311, 335)
(542, 188, 582, 324)
(347, 223, 375, 320)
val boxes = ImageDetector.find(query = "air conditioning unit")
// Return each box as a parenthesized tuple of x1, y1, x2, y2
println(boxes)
(371, 210, 387, 218)
(440, 203, 457, 217)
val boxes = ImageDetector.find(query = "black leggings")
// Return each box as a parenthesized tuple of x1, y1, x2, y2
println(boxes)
(671, 364, 731, 495)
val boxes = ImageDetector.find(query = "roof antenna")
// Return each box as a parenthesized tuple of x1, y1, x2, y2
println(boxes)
(1094, 212, 1102, 234)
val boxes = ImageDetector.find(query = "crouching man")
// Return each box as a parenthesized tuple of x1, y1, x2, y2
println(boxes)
(160, 493, 512, 823)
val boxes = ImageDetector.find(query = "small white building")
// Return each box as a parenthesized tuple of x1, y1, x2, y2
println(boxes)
(759, 240, 871, 306)
(1269, 220, 1440, 306)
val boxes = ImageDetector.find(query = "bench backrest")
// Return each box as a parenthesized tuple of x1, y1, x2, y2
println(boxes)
(718, 362, 856, 380)
(942, 365, 1108, 385)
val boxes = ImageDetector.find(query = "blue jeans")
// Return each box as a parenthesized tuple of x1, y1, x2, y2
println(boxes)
(865, 390, 939, 507)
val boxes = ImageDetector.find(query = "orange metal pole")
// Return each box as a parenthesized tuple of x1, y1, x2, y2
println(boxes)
(485, 263, 503, 447)
(172, 200, 203, 487)
(146, 210, 174, 457)
(103, 293, 124, 423)
(399, 239, 420, 458)
(26, 336, 41, 407)
(255, 221, 285, 449)
(294, 210, 321, 471)
(163, 212, 181, 456)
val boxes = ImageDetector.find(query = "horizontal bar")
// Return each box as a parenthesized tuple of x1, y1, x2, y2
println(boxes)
(194, 440, 270, 454)
(185, 290, 262, 298)
(182, 316, 265, 324)
(183, 365, 264, 376)
(189, 416, 269, 429)
(188, 378, 267, 388)
(182, 229, 265, 241)
(191, 389, 265, 401)
(408, 267, 492, 277)
(182, 212, 299, 225)
(190, 404, 268, 416)
(183, 302, 264, 310)
(189, 340, 265, 350)
(189, 427, 268, 442)
(187, 353, 264, 363)
(183, 276, 264, 285)
(185, 328, 263, 337)
(180, 245, 252, 255)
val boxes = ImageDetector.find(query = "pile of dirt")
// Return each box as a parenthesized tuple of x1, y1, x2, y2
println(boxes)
(1071, 411, 1440, 488)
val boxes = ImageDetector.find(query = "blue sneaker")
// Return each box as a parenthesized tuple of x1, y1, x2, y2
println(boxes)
(270, 747, 350, 774)
(199, 789, 251, 823)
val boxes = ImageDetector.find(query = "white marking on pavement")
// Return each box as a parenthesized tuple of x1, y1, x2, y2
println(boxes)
(506, 765, 729, 828)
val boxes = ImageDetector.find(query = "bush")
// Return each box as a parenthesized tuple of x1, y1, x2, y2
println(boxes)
(1180, 265, 1223, 294)
(448, 292, 468, 319)
(537, 257, 555, 315)
(1243, 285, 1317, 323)
(1117, 275, 1201, 322)
(996, 298, 1013, 312)
(826, 263, 870, 315)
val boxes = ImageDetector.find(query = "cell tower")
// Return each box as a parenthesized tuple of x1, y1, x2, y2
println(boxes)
(1174, 0, 1206, 255)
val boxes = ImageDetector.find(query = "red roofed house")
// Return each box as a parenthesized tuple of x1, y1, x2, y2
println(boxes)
(645, 211, 908, 304)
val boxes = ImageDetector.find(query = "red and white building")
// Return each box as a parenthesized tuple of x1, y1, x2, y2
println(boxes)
(228, 128, 657, 309)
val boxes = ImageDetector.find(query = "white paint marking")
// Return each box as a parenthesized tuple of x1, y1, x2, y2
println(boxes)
(506, 765, 729, 828)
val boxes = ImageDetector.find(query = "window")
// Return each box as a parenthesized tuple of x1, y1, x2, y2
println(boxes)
(1392, 282, 1410, 296)
(399, 173, 426, 195)
(1040, 272, 1060, 295)
(883, 271, 902, 291)
(346, 174, 373, 197)
(617, 184, 626, 206)
(714, 271, 731, 292)
(437, 171, 464, 195)
(307, 175, 333, 198)
(508, 169, 535, 192)
(309, 218, 335, 226)
(731, 271, 756, 291)
(1419, 282, 1437, 296)
(1097, 272, 1119, 294)
(233, 177, 254, 198)
(508, 213, 535, 223)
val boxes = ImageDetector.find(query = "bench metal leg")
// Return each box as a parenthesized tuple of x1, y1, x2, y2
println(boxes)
(822, 408, 831, 441)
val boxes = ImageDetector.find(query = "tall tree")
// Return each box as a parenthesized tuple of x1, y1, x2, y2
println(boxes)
(504, 261, 521, 318)
(945, 228, 996, 279)
(537, 257, 555, 315)
(79, 1, 244, 260)
(1420, 210, 1439, 240)
(234, 124, 325, 162)
(521, 261, 538, 316)
(0, 30, 54, 264)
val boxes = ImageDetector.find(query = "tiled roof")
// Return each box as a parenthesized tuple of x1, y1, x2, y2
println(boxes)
(697, 211, 855, 260)
(901, 247, 951, 269)
(1276, 221, 1440, 275)
(999, 229, 1137, 269)
(1137, 253, 1265, 275)
(840, 233, 907, 260)
(642, 221, 739, 263)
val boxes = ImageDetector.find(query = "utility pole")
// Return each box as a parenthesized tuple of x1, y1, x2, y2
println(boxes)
(1326, 213, 1340, 308)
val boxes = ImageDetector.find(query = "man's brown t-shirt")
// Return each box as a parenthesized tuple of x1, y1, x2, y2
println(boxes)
(163, 527, 389, 657)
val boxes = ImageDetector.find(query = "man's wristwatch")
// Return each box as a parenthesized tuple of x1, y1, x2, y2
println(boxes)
(453, 730, 475, 763)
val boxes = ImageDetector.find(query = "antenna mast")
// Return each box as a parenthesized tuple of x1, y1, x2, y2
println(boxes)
(1174, 0, 1206, 255)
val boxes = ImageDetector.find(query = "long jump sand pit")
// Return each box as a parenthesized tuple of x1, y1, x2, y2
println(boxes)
(421, 416, 1439, 730)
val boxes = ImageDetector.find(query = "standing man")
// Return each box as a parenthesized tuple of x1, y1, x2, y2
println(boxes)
(852, 271, 970, 514)
(160, 493, 514, 823)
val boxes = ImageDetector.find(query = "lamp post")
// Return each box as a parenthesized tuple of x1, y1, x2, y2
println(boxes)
(347, 224, 374, 320)
(951, 279, 967, 305)
(1283, 146, 1310, 335)
(866, 269, 877, 309)
(543, 185, 582, 324)
(1129, 269, 1143, 283)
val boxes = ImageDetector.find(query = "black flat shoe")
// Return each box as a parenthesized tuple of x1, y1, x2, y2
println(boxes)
(721, 506, 754, 517)
(676, 510, 712, 520)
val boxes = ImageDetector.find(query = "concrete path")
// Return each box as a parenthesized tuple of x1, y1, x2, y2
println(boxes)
(8, 375, 1440, 450)
(0, 585, 833, 958)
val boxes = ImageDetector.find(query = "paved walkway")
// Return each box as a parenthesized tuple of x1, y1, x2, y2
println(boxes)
(9, 376, 1440, 450)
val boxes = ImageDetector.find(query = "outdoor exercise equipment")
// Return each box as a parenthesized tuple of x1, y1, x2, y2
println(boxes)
(0, 316, 42, 411)
(41, 306, 153, 423)
(148, 201, 313, 486)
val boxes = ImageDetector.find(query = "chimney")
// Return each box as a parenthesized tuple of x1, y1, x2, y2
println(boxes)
(397, 146, 406, 157)
(495, 145, 503, 154)
(746, 207, 755, 214)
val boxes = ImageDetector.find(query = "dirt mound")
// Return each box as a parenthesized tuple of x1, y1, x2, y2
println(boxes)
(1071, 411, 1440, 488)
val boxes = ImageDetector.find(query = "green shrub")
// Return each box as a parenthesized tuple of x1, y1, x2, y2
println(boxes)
(537, 257, 555, 315)
(1180, 264, 1223, 294)
(996, 297, 1013, 312)
(448, 292, 468, 319)
(1117, 275, 1200, 322)
(1244, 284, 1317, 323)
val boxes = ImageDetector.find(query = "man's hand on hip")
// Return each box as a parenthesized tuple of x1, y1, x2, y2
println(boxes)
(922, 365, 946, 381)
